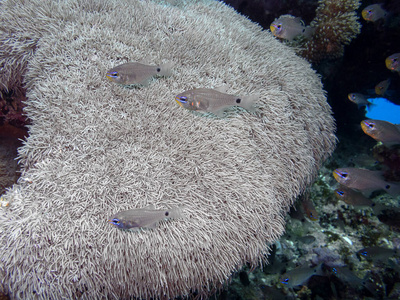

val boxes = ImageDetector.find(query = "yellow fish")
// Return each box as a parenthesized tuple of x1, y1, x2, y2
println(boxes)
(175, 87, 258, 117)
(106, 61, 174, 86)
(385, 53, 400, 73)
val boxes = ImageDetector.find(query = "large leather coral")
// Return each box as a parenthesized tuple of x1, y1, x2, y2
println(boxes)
(0, 0, 336, 298)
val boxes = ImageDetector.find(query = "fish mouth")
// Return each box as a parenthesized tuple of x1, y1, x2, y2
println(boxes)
(361, 10, 369, 20)
(105, 73, 114, 82)
(332, 169, 342, 182)
(360, 120, 368, 133)
(270, 25, 277, 34)
(175, 96, 184, 108)
(385, 58, 394, 70)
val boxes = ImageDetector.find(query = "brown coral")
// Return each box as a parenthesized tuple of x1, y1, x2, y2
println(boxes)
(300, 0, 362, 63)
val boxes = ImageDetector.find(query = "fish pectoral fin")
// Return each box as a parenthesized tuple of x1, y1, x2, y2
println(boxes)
(139, 78, 152, 87)
(214, 109, 226, 118)
(146, 221, 159, 229)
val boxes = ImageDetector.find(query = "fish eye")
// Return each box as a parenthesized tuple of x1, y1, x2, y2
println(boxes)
(112, 218, 120, 224)
(165, 211, 169, 216)
(108, 71, 119, 78)
(366, 122, 375, 129)
(157, 68, 161, 72)
(277, 24, 282, 29)
(236, 98, 241, 104)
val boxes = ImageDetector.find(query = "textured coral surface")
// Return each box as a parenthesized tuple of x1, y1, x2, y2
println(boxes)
(0, 0, 335, 299)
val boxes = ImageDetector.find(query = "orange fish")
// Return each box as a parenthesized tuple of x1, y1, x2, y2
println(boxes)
(385, 53, 400, 72)
(361, 119, 400, 145)
(333, 168, 400, 196)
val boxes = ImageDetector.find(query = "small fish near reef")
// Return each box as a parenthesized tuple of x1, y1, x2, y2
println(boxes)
(385, 53, 400, 73)
(175, 87, 258, 117)
(362, 4, 388, 22)
(361, 119, 400, 146)
(375, 78, 391, 96)
(270, 14, 314, 41)
(334, 186, 374, 207)
(280, 264, 324, 289)
(333, 167, 400, 197)
(347, 93, 372, 109)
(106, 61, 174, 86)
(109, 204, 182, 230)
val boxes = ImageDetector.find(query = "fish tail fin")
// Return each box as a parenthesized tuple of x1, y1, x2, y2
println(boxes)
(240, 94, 260, 112)
(159, 61, 175, 77)
(169, 206, 183, 220)
(303, 26, 315, 39)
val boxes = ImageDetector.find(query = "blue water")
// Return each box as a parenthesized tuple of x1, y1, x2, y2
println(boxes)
(365, 97, 400, 124)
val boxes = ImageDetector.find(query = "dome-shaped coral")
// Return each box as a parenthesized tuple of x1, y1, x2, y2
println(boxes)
(0, 0, 336, 298)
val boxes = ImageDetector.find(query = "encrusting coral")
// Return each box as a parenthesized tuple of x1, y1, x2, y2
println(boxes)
(0, 0, 336, 299)
(300, 0, 362, 63)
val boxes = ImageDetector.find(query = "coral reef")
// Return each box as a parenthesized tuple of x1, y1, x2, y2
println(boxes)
(300, 0, 362, 63)
(0, 0, 335, 299)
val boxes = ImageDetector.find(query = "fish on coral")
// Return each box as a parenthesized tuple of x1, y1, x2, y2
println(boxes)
(361, 119, 400, 146)
(106, 61, 174, 86)
(333, 167, 400, 196)
(175, 87, 258, 117)
(385, 53, 400, 73)
(109, 204, 182, 230)
(347, 93, 372, 108)
(361, 4, 388, 22)
(334, 186, 374, 207)
(375, 78, 391, 96)
(270, 15, 314, 41)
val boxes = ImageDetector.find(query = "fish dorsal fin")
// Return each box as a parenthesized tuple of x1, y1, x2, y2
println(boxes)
(214, 85, 229, 93)
(295, 17, 305, 26)
(139, 55, 152, 65)
(139, 204, 156, 210)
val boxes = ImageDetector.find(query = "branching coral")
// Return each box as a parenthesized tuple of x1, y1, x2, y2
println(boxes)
(299, 0, 361, 63)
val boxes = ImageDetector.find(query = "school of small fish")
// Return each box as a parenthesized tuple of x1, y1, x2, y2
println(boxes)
(106, 51, 261, 230)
